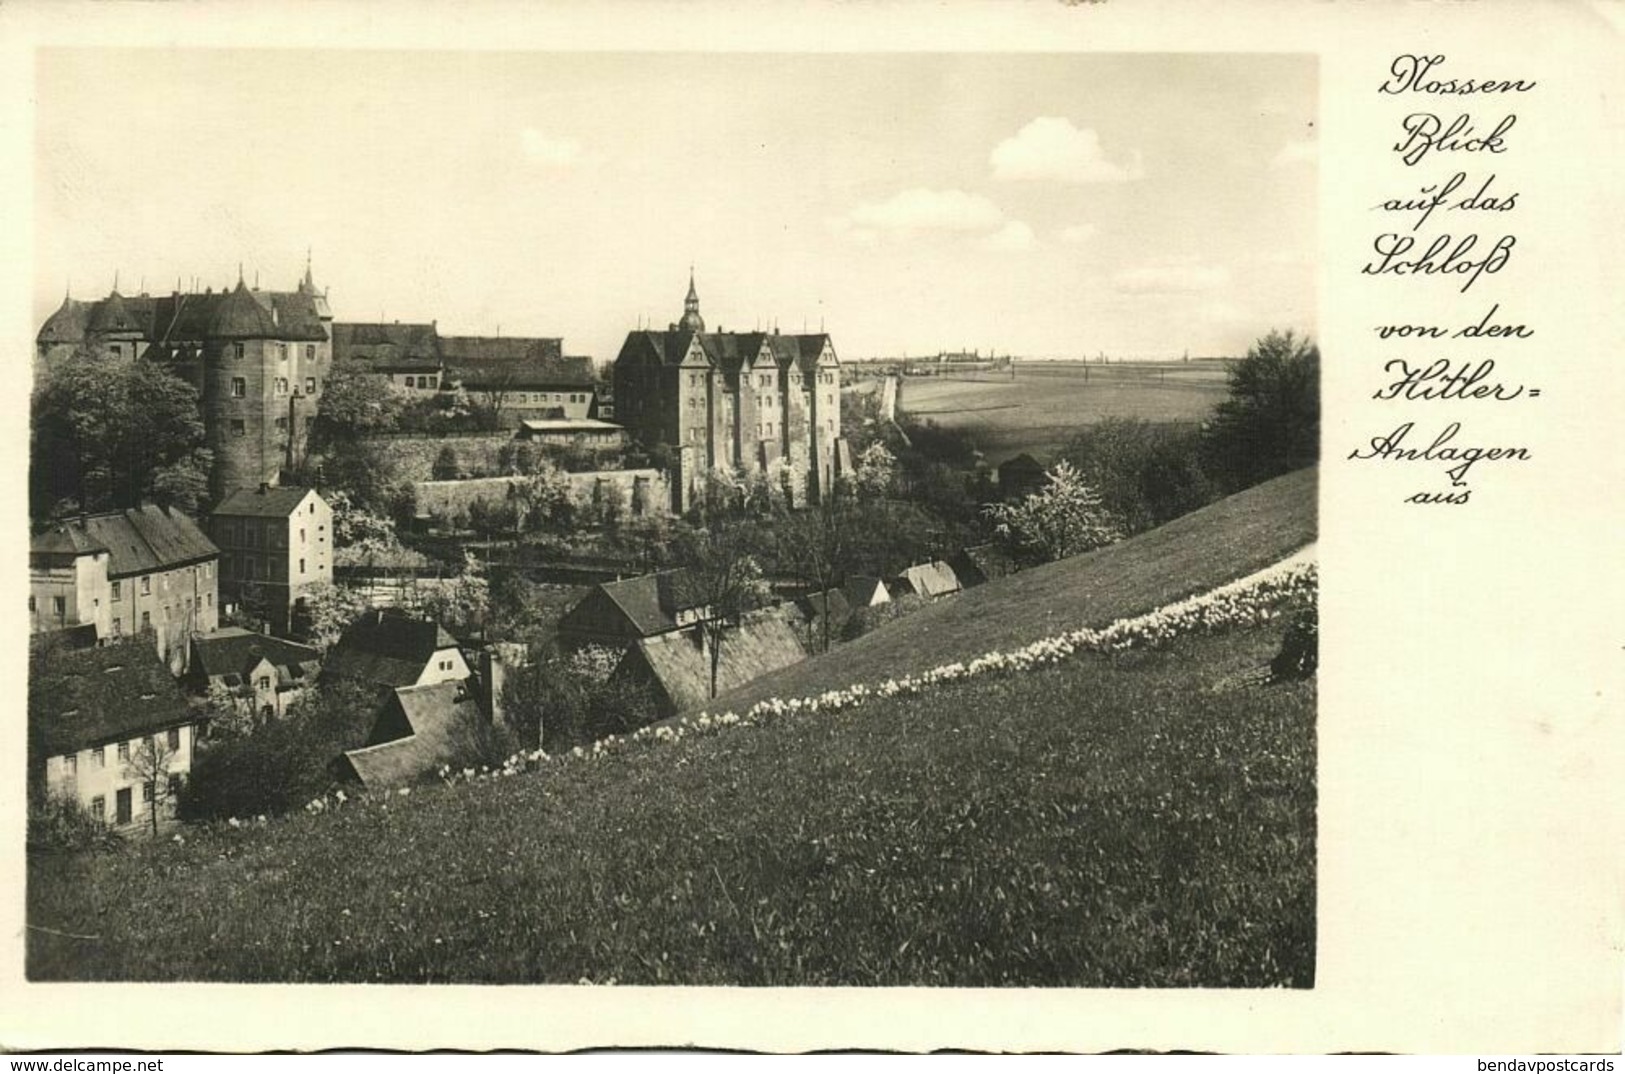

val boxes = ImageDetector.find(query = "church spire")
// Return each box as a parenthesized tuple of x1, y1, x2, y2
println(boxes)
(679, 266, 705, 332)
(302, 247, 315, 291)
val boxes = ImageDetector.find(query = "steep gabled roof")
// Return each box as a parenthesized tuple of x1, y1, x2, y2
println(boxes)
(618, 612, 807, 717)
(86, 291, 144, 334)
(30, 524, 109, 560)
(439, 335, 564, 366)
(189, 627, 321, 684)
(325, 610, 461, 688)
(340, 680, 488, 789)
(212, 484, 320, 519)
(948, 543, 1019, 588)
(29, 638, 195, 757)
(894, 560, 963, 600)
(331, 322, 443, 365)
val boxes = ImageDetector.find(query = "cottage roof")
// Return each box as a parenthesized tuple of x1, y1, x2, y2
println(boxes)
(325, 610, 461, 687)
(795, 587, 852, 623)
(895, 560, 963, 599)
(340, 681, 486, 789)
(620, 612, 807, 716)
(213, 484, 319, 519)
(189, 627, 321, 684)
(999, 452, 1048, 476)
(34, 506, 218, 579)
(948, 543, 1018, 587)
(29, 639, 195, 757)
(842, 575, 890, 607)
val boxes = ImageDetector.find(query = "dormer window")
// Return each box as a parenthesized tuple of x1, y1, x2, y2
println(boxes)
(233, 343, 245, 360)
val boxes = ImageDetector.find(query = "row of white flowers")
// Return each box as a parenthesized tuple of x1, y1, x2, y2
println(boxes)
(404, 554, 1316, 797)
(283, 554, 1315, 816)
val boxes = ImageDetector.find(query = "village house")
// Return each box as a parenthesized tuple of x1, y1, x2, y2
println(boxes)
(947, 543, 1019, 589)
(185, 627, 322, 724)
(891, 561, 964, 601)
(843, 575, 891, 610)
(329, 321, 443, 392)
(209, 484, 334, 636)
(443, 340, 599, 426)
(29, 637, 201, 832)
(515, 417, 626, 451)
(29, 505, 221, 668)
(612, 274, 847, 512)
(324, 609, 470, 690)
(556, 569, 712, 652)
(997, 452, 1050, 500)
(336, 680, 496, 791)
(611, 610, 808, 719)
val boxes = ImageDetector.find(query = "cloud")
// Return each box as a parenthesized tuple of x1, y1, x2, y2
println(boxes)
(991, 118, 1141, 183)
(982, 220, 1037, 252)
(846, 188, 1006, 233)
(520, 129, 585, 167)
(1112, 257, 1231, 294)
(1058, 223, 1098, 245)
(1270, 138, 1318, 169)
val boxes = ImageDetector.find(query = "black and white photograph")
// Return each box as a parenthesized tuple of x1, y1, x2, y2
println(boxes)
(22, 48, 1320, 989)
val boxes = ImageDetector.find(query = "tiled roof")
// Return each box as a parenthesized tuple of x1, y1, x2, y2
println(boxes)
(620, 611, 807, 717)
(948, 543, 1018, 587)
(617, 329, 831, 374)
(30, 638, 195, 757)
(212, 484, 319, 519)
(325, 610, 461, 688)
(30, 524, 109, 559)
(40, 285, 329, 348)
(895, 561, 963, 600)
(37, 296, 93, 345)
(340, 681, 487, 789)
(34, 506, 218, 579)
(208, 281, 280, 339)
(189, 627, 321, 683)
(439, 335, 564, 365)
(86, 291, 144, 334)
(331, 322, 442, 365)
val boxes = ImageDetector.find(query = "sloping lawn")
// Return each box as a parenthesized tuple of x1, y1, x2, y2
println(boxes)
(706, 466, 1317, 716)
(29, 623, 1314, 987)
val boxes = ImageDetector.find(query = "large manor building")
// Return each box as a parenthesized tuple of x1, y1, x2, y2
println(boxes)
(613, 275, 847, 511)
(36, 265, 334, 500)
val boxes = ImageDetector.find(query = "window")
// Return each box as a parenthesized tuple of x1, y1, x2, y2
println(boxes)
(278, 343, 288, 361)
(257, 676, 271, 691)
(140, 576, 151, 595)
(141, 611, 150, 630)
(231, 420, 246, 438)
(206, 594, 213, 607)
(245, 556, 256, 580)
(90, 796, 106, 824)
(64, 754, 77, 777)
(767, 422, 774, 436)
(298, 558, 305, 573)
(53, 595, 65, 616)
(305, 345, 315, 361)
(112, 617, 121, 636)
(233, 342, 245, 360)
(168, 727, 181, 750)
(112, 580, 122, 601)
(95, 746, 106, 769)
(117, 742, 130, 762)
(168, 775, 183, 799)
(231, 377, 246, 397)
(305, 376, 317, 394)
(275, 417, 289, 432)
(115, 788, 131, 825)
(109, 343, 123, 360)
(274, 377, 289, 396)
(299, 527, 306, 544)
(143, 781, 155, 804)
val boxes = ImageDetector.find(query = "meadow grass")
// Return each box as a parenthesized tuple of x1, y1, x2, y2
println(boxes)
(28, 623, 1313, 987)
(709, 466, 1316, 718)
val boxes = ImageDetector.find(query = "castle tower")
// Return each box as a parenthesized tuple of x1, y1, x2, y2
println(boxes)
(678, 269, 705, 333)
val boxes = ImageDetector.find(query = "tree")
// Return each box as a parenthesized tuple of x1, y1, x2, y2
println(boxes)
(502, 644, 657, 750)
(125, 734, 179, 837)
(850, 442, 897, 500)
(774, 491, 861, 653)
(1061, 418, 1218, 534)
(673, 523, 773, 701)
(407, 551, 490, 637)
(308, 361, 402, 449)
(431, 444, 464, 480)
(983, 460, 1124, 566)
(1204, 329, 1320, 493)
(291, 581, 372, 652)
(31, 349, 212, 518)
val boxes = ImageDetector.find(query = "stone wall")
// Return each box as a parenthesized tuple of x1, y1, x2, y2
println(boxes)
(414, 468, 669, 520)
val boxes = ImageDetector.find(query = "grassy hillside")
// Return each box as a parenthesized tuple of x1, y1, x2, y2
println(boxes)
(28, 623, 1313, 986)
(707, 466, 1317, 717)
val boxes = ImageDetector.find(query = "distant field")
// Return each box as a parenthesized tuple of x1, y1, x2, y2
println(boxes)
(898, 360, 1231, 465)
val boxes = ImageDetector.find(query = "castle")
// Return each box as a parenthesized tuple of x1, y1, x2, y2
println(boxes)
(612, 274, 847, 512)
(36, 264, 334, 500)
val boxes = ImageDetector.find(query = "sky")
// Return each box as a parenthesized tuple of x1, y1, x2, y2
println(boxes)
(34, 50, 1316, 365)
